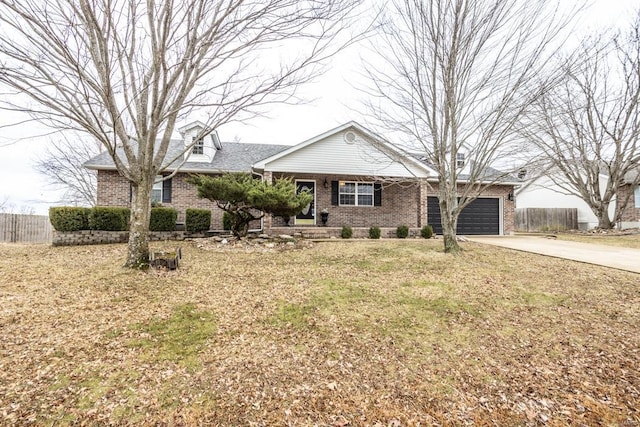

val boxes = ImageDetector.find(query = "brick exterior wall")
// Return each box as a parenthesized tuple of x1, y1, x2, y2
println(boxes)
(96, 170, 223, 227)
(96, 170, 130, 207)
(618, 184, 640, 222)
(270, 173, 423, 228)
(96, 170, 516, 234)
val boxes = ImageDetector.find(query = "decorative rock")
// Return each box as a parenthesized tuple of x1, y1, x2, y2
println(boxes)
(259, 234, 270, 239)
(278, 234, 294, 240)
(221, 238, 228, 244)
(286, 241, 295, 246)
(265, 243, 276, 248)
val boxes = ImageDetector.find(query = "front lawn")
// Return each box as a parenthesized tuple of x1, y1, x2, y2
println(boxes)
(0, 240, 638, 425)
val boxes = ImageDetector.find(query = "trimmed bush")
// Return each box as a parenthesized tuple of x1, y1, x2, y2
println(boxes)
(150, 207, 177, 232)
(49, 207, 91, 231)
(396, 224, 409, 239)
(89, 207, 130, 231)
(421, 224, 434, 239)
(223, 211, 233, 231)
(341, 225, 353, 239)
(186, 208, 211, 233)
(368, 226, 381, 239)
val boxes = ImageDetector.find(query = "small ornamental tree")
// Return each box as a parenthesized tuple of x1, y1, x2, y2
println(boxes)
(189, 173, 313, 237)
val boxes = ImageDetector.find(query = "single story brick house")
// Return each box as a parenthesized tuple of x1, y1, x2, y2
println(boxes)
(85, 121, 518, 236)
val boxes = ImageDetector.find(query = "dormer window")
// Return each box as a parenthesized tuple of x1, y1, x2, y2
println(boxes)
(192, 137, 204, 155)
(456, 152, 465, 168)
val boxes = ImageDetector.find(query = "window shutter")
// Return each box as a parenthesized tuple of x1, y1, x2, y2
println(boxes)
(162, 177, 172, 203)
(331, 181, 339, 206)
(129, 184, 132, 203)
(374, 182, 382, 206)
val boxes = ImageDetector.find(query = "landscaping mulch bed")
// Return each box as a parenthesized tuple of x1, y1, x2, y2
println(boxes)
(0, 240, 638, 425)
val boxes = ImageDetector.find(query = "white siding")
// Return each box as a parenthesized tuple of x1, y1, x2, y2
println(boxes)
(516, 175, 615, 229)
(263, 131, 428, 178)
(183, 126, 215, 162)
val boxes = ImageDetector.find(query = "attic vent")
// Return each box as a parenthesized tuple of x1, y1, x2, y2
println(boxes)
(344, 131, 356, 144)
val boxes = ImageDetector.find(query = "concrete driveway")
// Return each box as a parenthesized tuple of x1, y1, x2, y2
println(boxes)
(468, 236, 640, 274)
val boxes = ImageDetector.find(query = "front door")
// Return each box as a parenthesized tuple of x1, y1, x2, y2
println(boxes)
(295, 180, 315, 225)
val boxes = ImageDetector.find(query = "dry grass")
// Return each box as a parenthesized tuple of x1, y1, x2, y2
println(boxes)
(553, 232, 640, 249)
(0, 239, 638, 426)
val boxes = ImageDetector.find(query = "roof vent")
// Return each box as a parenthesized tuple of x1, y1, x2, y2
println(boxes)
(344, 131, 356, 144)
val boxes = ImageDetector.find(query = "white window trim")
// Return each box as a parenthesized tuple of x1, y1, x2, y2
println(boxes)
(339, 181, 374, 207)
(152, 175, 163, 203)
(634, 185, 640, 208)
(456, 152, 465, 169)
(192, 136, 204, 155)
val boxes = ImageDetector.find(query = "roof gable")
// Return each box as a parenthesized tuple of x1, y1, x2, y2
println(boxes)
(253, 122, 434, 178)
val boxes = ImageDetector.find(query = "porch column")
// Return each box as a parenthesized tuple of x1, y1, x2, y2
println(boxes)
(418, 180, 428, 227)
(263, 171, 273, 232)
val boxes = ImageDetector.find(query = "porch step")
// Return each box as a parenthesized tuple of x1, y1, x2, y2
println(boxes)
(301, 229, 330, 239)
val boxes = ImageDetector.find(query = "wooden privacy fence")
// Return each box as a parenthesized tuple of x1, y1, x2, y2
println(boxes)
(0, 213, 53, 243)
(515, 208, 578, 232)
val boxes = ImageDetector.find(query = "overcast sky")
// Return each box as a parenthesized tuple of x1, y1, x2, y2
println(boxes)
(0, 0, 636, 215)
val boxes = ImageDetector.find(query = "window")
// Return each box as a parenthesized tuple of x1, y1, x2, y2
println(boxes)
(152, 175, 163, 203)
(339, 181, 374, 206)
(192, 136, 204, 155)
(456, 152, 465, 168)
(635, 185, 640, 208)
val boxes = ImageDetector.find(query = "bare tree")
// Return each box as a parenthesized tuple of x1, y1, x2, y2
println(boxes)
(521, 13, 640, 229)
(0, 197, 36, 214)
(0, 0, 360, 267)
(34, 136, 100, 207)
(361, 0, 578, 253)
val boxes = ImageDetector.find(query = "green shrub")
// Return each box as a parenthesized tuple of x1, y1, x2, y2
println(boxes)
(186, 209, 211, 233)
(49, 207, 90, 231)
(368, 226, 381, 239)
(89, 207, 130, 231)
(396, 224, 409, 238)
(341, 225, 353, 239)
(223, 211, 233, 231)
(420, 224, 434, 239)
(150, 207, 177, 232)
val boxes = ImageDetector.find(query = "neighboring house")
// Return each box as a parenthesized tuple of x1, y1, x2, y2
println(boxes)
(620, 167, 640, 229)
(516, 169, 640, 230)
(85, 121, 518, 235)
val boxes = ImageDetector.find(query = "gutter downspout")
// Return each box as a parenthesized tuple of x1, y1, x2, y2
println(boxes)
(251, 167, 265, 233)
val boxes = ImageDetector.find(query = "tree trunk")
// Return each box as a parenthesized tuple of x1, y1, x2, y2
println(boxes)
(597, 213, 614, 229)
(439, 188, 461, 254)
(441, 216, 461, 253)
(125, 180, 152, 268)
(594, 202, 614, 229)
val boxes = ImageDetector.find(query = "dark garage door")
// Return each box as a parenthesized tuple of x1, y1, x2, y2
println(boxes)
(427, 197, 500, 235)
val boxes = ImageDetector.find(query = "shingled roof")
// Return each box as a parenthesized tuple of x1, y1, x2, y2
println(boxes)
(84, 138, 289, 173)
